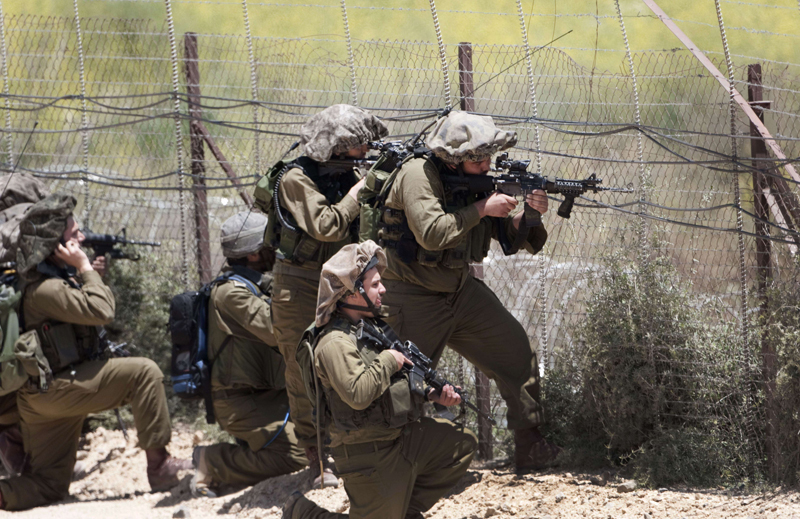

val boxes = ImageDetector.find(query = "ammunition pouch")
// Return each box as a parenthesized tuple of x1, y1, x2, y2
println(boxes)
(37, 322, 100, 375)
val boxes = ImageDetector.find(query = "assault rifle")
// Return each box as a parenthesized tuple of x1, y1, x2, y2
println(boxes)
(356, 319, 497, 425)
(81, 228, 161, 261)
(442, 152, 633, 254)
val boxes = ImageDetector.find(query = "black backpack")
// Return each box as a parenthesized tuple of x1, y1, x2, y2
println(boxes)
(168, 272, 259, 423)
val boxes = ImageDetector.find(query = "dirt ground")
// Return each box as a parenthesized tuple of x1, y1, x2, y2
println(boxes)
(2, 425, 800, 519)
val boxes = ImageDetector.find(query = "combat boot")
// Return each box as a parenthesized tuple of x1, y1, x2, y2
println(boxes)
(305, 446, 339, 488)
(514, 427, 561, 472)
(189, 446, 218, 498)
(146, 448, 192, 491)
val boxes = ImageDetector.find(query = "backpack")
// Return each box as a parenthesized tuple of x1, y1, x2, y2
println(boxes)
(168, 272, 260, 424)
(0, 269, 28, 396)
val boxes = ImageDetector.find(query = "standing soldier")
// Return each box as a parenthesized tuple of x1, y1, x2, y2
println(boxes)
(375, 111, 560, 471)
(283, 240, 476, 519)
(255, 104, 387, 486)
(191, 212, 307, 497)
(0, 194, 190, 510)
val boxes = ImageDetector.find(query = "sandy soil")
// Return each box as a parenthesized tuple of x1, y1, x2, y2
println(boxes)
(2, 425, 800, 519)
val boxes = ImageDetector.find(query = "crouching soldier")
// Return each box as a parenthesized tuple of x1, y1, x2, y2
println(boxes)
(283, 240, 477, 519)
(0, 195, 190, 510)
(191, 212, 307, 497)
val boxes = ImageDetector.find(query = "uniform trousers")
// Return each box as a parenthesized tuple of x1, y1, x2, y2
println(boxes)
(272, 269, 320, 449)
(0, 357, 171, 510)
(291, 417, 476, 519)
(382, 276, 543, 430)
(203, 389, 307, 486)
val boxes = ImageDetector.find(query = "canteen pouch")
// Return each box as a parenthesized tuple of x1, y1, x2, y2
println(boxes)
(13, 330, 52, 392)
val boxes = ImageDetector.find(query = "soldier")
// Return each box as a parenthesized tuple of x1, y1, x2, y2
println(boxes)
(263, 104, 387, 485)
(0, 194, 190, 510)
(191, 212, 307, 497)
(283, 240, 476, 519)
(376, 110, 560, 471)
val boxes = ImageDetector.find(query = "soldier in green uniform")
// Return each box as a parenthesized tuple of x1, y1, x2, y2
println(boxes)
(0, 195, 190, 510)
(262, 104, 387, 485)
(375, 111, 559, 471)
(283, 240, 476, 519)
(191, 212, 308, 497)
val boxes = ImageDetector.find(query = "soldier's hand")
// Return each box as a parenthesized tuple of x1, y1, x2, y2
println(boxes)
(388, 349, 412, 371)
(55, 240, 92, 273)
(91, 255, 108, 277)
(526, 189, 548, 214)
(347, 176, 367, 202)
(429, 384, 462, 406)
(474, 192, 518, 218)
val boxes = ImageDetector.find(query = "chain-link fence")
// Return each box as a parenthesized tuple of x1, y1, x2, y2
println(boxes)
(2, 0, 800, 484)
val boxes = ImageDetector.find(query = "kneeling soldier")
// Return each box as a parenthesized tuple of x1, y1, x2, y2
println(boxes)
(283, 240, 477, 519)
(0, 195, 189, 510)
(191, 212, 307, 496)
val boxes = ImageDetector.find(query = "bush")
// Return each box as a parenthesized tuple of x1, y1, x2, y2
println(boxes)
(542, 250, 741, 486)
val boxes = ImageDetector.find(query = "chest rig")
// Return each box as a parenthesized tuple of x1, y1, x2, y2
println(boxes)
(319, 317, 422, 431)
(364, 156, 493, 268)
(254, 156, 359, 269)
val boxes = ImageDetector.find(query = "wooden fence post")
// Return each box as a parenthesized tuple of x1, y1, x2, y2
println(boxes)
(748, 63, 778, 481)
(184, 32, 212, 286)
(459, 41, 493, 461)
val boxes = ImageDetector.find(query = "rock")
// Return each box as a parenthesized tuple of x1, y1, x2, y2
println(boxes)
(555, 494, 565, 503)
(484, 507, 497, 517)
(104, 489, 116, 498)
(617, 480, 637, 493)
(657, 487, 667, 493)
(643, 513, 652, 519)
(589, 476, 606, 486)
(229, 503, 242, 515)
(192, 431, 205, 445)
(470, 515, 480, 519)
(652, 496, 663, 502)
(173, 505, 191, 518)
(75, 450, 89, 460)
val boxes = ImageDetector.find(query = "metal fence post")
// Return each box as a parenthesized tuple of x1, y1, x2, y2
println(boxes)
(459, 41, 493, 461)
(748, 63, 777, 480)
(184, 33, 212, 286)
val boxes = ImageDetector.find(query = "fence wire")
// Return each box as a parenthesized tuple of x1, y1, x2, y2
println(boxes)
(2, 1, 800, 480)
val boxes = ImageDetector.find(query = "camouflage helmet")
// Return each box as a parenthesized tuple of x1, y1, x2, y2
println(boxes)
(300, 104, 388, 162)
(0, 172, 49, 212)
(220, 211, 268, 259)
(316, 240, 386, 327)
(428, 111, 517, 165)
(16, 194, 76, 279)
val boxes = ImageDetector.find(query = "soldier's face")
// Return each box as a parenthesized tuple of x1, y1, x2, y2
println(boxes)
(345, 144, 369, 159)
(461, 158, 492, 175)
(62, 216, 85, 245)
(345, 267, 385, 313)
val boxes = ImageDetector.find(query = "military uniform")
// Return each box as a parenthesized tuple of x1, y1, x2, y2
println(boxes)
(370, 112, 550, 449)
(288, 315, 476, 519)
(0, 267, 173, 510)
(201, 266, 307, 486)
(268, 104, 387, 450)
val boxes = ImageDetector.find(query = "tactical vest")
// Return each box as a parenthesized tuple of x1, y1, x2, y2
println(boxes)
(307, 317, 423, 432)
(361, 155, 493, 268)
(254, 156, 359, 269)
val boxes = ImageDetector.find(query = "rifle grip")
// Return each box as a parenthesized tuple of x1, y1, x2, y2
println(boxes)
(557, 196, 575, 219)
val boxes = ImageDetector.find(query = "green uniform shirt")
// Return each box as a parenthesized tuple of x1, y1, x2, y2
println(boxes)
(383, 157, 548, 293)
(23, 269, 115, 329)
(276, 167, 360, 272)
(208, 269, 285, 392)
(314, 319, 402, 447)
